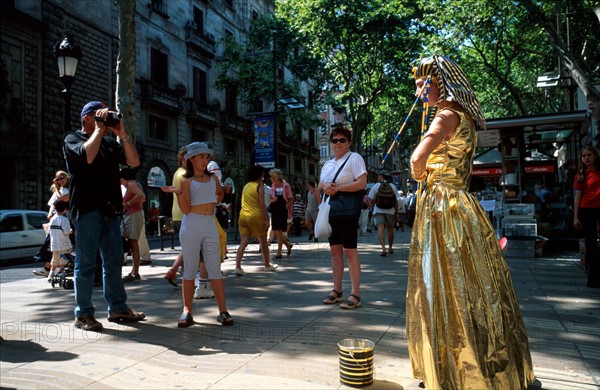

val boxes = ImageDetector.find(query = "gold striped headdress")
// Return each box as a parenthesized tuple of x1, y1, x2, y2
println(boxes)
(413, 55, 486, 129)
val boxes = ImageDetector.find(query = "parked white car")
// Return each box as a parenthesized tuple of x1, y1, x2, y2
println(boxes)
(0, 210, 48, 262)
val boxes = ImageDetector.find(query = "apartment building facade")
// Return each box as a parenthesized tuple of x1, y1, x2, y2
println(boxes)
(1, 0, 321, 214)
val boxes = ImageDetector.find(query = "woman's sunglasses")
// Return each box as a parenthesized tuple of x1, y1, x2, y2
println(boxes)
(330, 138, 347, 144)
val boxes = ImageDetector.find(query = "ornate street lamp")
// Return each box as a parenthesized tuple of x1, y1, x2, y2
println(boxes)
(54, 33, 82, 134)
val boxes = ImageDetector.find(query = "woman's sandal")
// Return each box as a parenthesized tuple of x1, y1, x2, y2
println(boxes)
(323, 289, 343, 304)
(217, 311, 234, 326)
(340, 294, 361, 309)
(164, 269, 178, 287)
(177, 312, 194, 328)
(287, 244, 294, 257)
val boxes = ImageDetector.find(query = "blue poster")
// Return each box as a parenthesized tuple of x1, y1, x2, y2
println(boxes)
(254, 115, 275, 168)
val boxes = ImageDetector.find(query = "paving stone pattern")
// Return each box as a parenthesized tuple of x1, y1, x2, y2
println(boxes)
(1, 231, 598, 389)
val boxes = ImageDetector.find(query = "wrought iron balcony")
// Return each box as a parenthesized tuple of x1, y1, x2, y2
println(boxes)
(219, 112, 248, 134)
(185, 98, 218, 125)
(184, 25, 216, 57)
(140, 79, 183, 113)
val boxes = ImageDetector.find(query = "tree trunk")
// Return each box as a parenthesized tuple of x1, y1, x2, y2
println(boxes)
(115, 0, 137, 143)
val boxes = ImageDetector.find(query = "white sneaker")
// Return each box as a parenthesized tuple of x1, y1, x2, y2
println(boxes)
(194, 283, 214, 299)
(33, 268, 49, 277)
(234, 268, 246, 275)
(264, 264, 279, 272)
(47, 272, 54, 282)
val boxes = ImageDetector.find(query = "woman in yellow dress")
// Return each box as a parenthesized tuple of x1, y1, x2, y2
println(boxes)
(407, 55, 534, 389)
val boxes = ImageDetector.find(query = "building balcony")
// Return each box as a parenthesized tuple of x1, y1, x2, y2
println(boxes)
(185, 98, 218, 126)
(185, 25, 216, 58)
(140, 79, 183, 114)
(219, 112, 248, 134)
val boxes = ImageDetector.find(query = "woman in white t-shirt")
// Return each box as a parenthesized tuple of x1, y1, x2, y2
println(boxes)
(47, 171, 70, 220)
(317, 126, 367, 309)
(33, 171, 71, 277)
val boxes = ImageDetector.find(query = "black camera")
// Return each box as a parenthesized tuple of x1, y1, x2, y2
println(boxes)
(95, 111, 122, 127)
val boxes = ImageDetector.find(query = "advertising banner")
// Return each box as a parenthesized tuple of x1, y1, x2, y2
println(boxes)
(254, 115, 275, 168)
(147, 166, 167, 187)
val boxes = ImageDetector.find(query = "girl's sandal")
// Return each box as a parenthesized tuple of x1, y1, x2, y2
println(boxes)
(340, 294, 361, 309)
(217, 311, 234, 326)
(164, 269, 178, 287)
(177, 312, 194, 328)
(323, 289, 343, 304)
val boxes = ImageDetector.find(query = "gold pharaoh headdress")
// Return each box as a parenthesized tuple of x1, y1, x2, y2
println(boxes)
(413, 55, 486, 129)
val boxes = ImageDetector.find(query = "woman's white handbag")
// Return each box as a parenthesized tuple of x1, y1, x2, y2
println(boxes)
(314, 196, 332, 239)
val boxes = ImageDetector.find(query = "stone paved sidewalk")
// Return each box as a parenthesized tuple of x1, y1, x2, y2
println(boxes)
(1, 230, 599, 389)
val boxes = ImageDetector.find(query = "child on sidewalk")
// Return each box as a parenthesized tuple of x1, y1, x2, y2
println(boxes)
(47, 200, 72, 281)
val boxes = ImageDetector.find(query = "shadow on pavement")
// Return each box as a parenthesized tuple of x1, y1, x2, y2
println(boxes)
(0, 338, 77, 363)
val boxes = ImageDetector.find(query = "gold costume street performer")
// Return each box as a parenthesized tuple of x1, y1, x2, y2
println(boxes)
(407, 55, 535, 389)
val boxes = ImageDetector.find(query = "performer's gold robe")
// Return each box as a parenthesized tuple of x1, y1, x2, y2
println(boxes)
(407, 106, 535, 390)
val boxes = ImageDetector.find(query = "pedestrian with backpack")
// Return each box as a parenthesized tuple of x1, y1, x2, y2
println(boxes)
(368, 170, 400, 256)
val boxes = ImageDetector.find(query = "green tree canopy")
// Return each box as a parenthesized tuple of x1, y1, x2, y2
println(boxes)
(277, 0, 422, 155)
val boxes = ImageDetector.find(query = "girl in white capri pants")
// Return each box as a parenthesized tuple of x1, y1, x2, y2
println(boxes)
(162, 142, 233, 327)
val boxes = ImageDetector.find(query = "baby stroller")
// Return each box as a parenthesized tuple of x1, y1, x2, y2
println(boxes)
(49, 252, 75, 289)
(48, 251, 105, 289)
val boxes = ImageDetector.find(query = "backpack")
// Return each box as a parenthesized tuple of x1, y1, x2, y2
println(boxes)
(375, 182, 396, 209)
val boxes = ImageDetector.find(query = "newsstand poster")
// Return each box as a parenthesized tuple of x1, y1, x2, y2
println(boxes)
(254, 115, 275, 168)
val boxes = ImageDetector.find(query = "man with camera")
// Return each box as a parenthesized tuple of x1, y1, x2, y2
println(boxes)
(63, 101, 145, 331)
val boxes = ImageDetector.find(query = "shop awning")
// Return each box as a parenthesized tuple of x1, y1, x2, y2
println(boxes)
(478, 110, 588, 147)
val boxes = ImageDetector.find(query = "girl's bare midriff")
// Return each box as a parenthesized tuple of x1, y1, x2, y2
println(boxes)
(189, 204, 215, 216)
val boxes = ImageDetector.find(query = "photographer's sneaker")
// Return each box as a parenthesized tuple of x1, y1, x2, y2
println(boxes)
(194, 283, 214, 299)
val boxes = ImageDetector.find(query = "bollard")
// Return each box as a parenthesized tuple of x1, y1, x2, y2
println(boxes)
(158, 216, 164, 251)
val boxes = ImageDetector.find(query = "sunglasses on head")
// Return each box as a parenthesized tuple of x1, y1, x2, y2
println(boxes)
(330, 138, 347, 144)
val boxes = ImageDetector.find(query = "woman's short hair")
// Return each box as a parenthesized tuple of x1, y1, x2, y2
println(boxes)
(247, 165, 265, 182)
(330, 125, 352, 142)
(269, 168, 283, 180)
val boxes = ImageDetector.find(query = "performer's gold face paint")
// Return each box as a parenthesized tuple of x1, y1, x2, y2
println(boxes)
(415, 78, 439, 105)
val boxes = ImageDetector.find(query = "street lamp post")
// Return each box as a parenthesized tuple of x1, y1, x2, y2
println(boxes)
(54, 33, 82, 134)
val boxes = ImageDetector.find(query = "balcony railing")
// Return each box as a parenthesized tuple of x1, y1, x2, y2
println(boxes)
(219, 112, 249, 134)
(184, 25, 216, 56)
(185, 98, 218, 124)
(140, 80, 182, 113)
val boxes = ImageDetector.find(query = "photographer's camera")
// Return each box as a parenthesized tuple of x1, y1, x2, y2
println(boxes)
(95, 111, 122, 127)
